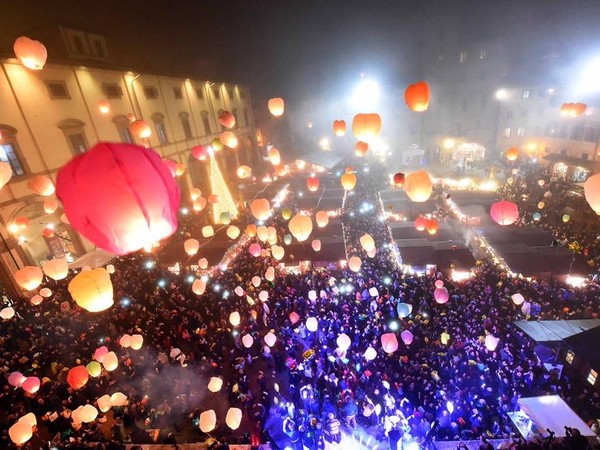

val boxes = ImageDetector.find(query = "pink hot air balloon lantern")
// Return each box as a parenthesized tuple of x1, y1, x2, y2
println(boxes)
(381, 333, 399, 353)
(433, 287, 449, 304)
(490, 200, 519, 226)
(56, 143, 180, 255)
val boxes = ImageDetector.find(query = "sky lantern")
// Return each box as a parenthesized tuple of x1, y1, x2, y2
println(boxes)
(237, 165, 252, 179)
(360, 233, 375, 252)
(289, 311, 300, 324)
(0, 162, 12, 189)
(192, 279, 206, 295)
(68, 268, 113, 312)
(43, 198, 59, 214)
(246, 224, 257, 237)
(13, 216, 30, 232)
(364, 347, 377, 361)
(251, 198, 271, 220)
(381, 333, 399, 353)
(110, 392, 128, 407)
(352, 113, 382, 141)
(93, 346, 109, 363)
(226, 407, 243, 430)
(505, 147, 519, 161)
(192, 145, 208, 161)
(97, 395, 112, 413)
(584, 173, 600, 214)
(218, 110, 236, 128)
(490, 200, 519, 225)
(404, 81, 430, 111)
(414, 217, 427, 231)
(184, 239, 200, 256)
(199, 410, 217, 433)
(268, 97, 285, 117)
(283, 234, 292, 245)
(258, 290, 269, 302)
(102, 351, 118, 371)
(434, 279, 444, 289)
(190, 188, 202, 201)
(268, 147, 281, 165)
(79, 405, 98, 423)
(315, 211, 329, 228)
(18, 413, 36, 430)
(67, 366, 89, 390)
(229, 311, 241, 326)
(30, 294, 44, 305)
(271, 245, 285, 260)
(175, 163, 186, 177)
(211, 138, 224, 152)
(15, 266, 44, 291)
(208, 377, 223, 393)
(130, 120, 152, 139)
(426, 218, 439, 235)
(264, 332, 276, 347)
(337, 333, 351, 351)
(560, 102, 587, 117)
(8, 371, 26, 387)
(106, 264, 115, 274)
(288, 214, 313, 241)
(251, 276, 261, 287)
(57, 143, 180, 255)
(227, 225, 240, 240)
(198, 258, 208, 269)
(333, 120, 346, 136)
(256, 226, 269, 242)
(119, 334, 131, 347)
(307, 176, 320, 192)
(306, 317, 318, 332)
(42, 226, 55, 238)
(340, 172, 357, 191)
(201, 225, 214, 238)
(242, 334, 254, 348)
(404, 170, 433, 202)
(511, 293, 525, 305)
(311, 239, 321, 251)
(9, 419, 33, 445)
(220, 131, 238, 148)
(235, 286, 244, 297)
(193, 197, 207, 212)
(86, 361, 102, 377)
(42, 258, 69, 280)
(308, 290, 317, 301)
(282, 208, 292, 220)
(22, 376, 40, 394)
(355, 141, 368, 157)
(397, 303, 412, 318)
(28, 175, 55, 196)
(484, 335, 499, 351)
(98, 100, 111, 115)
(265, 266, 275, 281)
(369, 287, 379, 297)
(400, 330, 414, 345)
(348, 256, 362, 272)
(14, 36, 47, 70)
(434, 287, 449, 304)
(0, 306, 15, 319)
(367, 246, 376, 257)
(130, 334, 144, 350)
(393, 172, 405, 187)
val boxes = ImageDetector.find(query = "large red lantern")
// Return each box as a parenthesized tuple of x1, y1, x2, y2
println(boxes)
(56, 142, 180, 255)
(192, 145, 208, 161)
(352, 113, 382, 142)
(490, 200, 519, 226)
(404, 170, 433, 202)
(393, 172, 405, 187)
(355, 141, 368, 157)
(218, 111, 236, 129)
(67, 365, 89, 390)
(505, 147, 519, 161)
(426, 218, 439, 235)
(130, 120, 152, 139)
(14, 36, 47, 70)
(414, 216, 427, 231)
(333, 120, 346, 136)
(560, 102, 586, 117)
(404, 81, 430, 112)
(307, 176, 319, 192)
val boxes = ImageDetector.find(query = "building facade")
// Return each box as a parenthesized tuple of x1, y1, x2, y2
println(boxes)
(0, 55, 259, 297)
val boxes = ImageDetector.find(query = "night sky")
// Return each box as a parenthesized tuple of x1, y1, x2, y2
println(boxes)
(2, 0, 600, 102)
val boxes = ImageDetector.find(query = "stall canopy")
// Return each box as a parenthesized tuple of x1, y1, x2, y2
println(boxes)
(563, 326, 600, 370)
(517, 396, 595, 437)
(296, 151, 345, 170)
(513, 320, 600, 343)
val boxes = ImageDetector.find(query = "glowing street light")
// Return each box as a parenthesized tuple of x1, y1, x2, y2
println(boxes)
(352, 79, 380, 109)
(443, 138, 455, 149)
(495, 89, 508, 100)
(319, 137, 330, 151)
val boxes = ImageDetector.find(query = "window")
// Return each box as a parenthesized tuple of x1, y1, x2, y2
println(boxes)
(212, 86, 221, 100)
(152, 114, 168, 144)
(144, 86, 159, 100)
(201, 111, 211, 135)
(195, 87, 204, 100)
(46, 81, 70, 100)
(232, 108, 239, 129)
(239, 90, 246, 100)
(523, 90, 531, 99)
(588, 369, 597, 386)
(173, 87, 183, 100)
(102, 83, 123, 99)
(243, 108, 249, 126)
(113, 115, 133, 143)
(565, 351, 574, 364)
(459, 51, 467, 63)
(227, 87, 235, 99)
(72, 35, 84, 54)
(91, 39, 106, 57)
(58, 119, 88, 154)
(180, 112, 193, 139)
(505, 110, 513, 119)
(517, 127, 526, 137)
(503, 127, 512, 138)
(479, 48, 487, 60)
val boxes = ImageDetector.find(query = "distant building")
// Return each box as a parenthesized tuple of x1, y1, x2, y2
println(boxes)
(0, 27, 259, 296)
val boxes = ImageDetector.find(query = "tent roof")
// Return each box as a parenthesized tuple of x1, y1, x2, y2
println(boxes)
(296, 151, 345, 170)
(517, 396, 595, 437)
(513, 320, 600, 342)
(564, 326, 600, 369)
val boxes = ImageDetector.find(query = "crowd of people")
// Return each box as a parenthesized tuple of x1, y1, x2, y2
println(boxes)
(1, 162, 600, 450)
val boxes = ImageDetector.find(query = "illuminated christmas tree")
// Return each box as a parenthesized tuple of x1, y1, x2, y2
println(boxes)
(209, 155, 238, 224)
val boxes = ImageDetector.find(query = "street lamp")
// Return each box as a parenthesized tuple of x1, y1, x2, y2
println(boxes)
(495, 89, 508, 100)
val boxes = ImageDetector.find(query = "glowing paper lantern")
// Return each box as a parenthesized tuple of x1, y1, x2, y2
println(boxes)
(584, 173, 600, 214)
(271, 245, 284, 260)
(268, 147, 281, 165)
(0, 306, 15, 319)
(561, 102, 587, 117)
(311, 239, 321, 251)
(242, 334, 254, 348)
(251, 199, 271, 220)
(119, 334, 132, 348)
(98, 100, 110, 115)
(426, 219, 439, 235)
(97, 394, 111, 413)
(434, 287, 449, 304)
(42, 226, 55, 238)
(360, 233, 375, 252)
(192, 279, 206, 295)
(9, 419, 33, 445)
(484, 335, 499, 351)
(348, 256, 362, 272)
(30, 294, 43, 305)
(68, 268, 113, 312)
(283, 234, 292, 245)
(22, 376, 40, 394)
(184, 239, 200, 256)
(282, 208, 292, 220)
(226, 407, 243, 430)
(79, 404, 98, 423)
(14, 36, 47, 70)
(192, 145, 208, 161)
(193, 197, 207, 212)
(333, 120, 346, 136)
(106, 264, 115, 274)
(237, 165, 252, 179)
(218, 111, 236, 128)
(511, 293, 525, 305)
(289, 214, 313, 242)
(102, 351, 118, 371)
(175, 163, 186, 177)
(400, 330, 414, 345)
(220, 131, 238, 148)
(404, 170, 433, 202)
(369, 287, 379, 297)
(268, 98, 285, 117)
(190, 188, 202, 202)
(208, 377, 223, 393)
(265, 266, 275, 281)
(27, 175, 55, 196)
(0, 162, 12, 189)
(505, 147, 519, 161)
(490, 200, 519, 226)
(86, 361, 102, 377)
(202, 225, 214, 238)
(211, 138, 224, 152)
(315, 211, 329, 228)
(249, 243, 261, 257)
(110, 392, 128, 407)
(130, 120, 152, 139)
(18, 413, 36, 429)
(306, 317, 318, 332)
(130, 334, 143, 350)
(199, 410, 217, 432)
(352, 113, 382, 141)
(336, 333, 351, 351)
(94, 346, 109, 363)
(258, 290, 269, 302)
(15, 266, 44, 291)
(533, 212, 541, 221)
(226, 225, 240, 240)
(43, 198, 59, 214)
(397, 302, 412, 318)
(229, 311, 241, 326)
(562, 214, 570, 223)
(56, 143, 180, 255)
(404, 81, 430, 111)
(307, 176, 320, 192)
(381, 333, 399, 353)
(393, 172, 405, 187)
(256, 226, 268, 242)
(289, 311, 300, 324)
(364, 347, 377, 361)
(14, 216, 30, 231)
(67, 366, 89, 390)
(355, 141, 368, 157)
(434, 279, 444, 289)
(308, 290, 317, 301)
(264, 332, 276, 347)
(8, 372, 26, 387)
(341, 173, 357, 191)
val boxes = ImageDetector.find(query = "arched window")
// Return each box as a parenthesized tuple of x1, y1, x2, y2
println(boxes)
(218, 109, 226, 131)
(58, 119, 88, 154)
(232, 108, 239, 129)
(151, 113, 168, 145)
(0, 125, 27, 176)
(179, 112, 193, 139)
(112, 115, 133, 144)
(201, 111, 211, 135)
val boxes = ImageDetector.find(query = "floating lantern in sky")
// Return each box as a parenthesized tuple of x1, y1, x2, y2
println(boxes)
(14, 36, 47, 70)
(208, 377, 223, 393)
(22, 376, 40, 394)
(0, 306, 15, 319)
(98, 100, 110, 115)
(202, 225, 214, 238)
(341, 172, 357, 191)
(67, 366, 89, 390)
(192, 279, 206, 295)
(242, 334, 254, 348)
(102, 351, 118, 371)
(337, 333, 351, 351)
(43, 198, 59, 214)
(289, 311, 300, 324)
(584, 173, 600, 214)
(355, 141, 368, 157)
(199, 410, 216, 433)
(426, 218, 439, 235)
(130, 120, 152, 139)
(484, 335, 499, 351)
(86, 361, 102, 377)
(220, 131, 238, 148)
(184, 239, 199, 256)
(9, 419, 33, 445)
(405, 81, 430, 111)
(333, 120, 346, 136)
(352, 113, 381, 141)
(192, 145, 208, 161)
(229, 311, 241, 326)
(227, 225, 240, 239)
(400, 330, 414, 345)
(97, 395, 112, 413)
(268, 147, 281, 165)
(251, 198, 271, 220)
(15, 266, 44, 291)
(110, 392, 128, 407)
(198, 258, 208, 269)
(68, 268, 113, 312)
(511, 293, 525, 305)
(360, 233, 375, 252)
(311, 239, 321, 251)
(288, 214, 313, 241)
(404, 170, 433, 202)
(271, 245, 285, 260)
(306, 317, 318, 332)
(381, 333, 399, 353)
(315, 210, 329, 228)
(348, 256, 362, 272)
(264, 332, 276, 347)
(226, 407, 243, 430)
(490, 200, 519, 226)
(364, 347, 377, 361)
(237, 165, 252, 179)
(268, 97, 285, 117)
(307, 176, 319, 192)
(393, 172, 405, 187)
(28, 175, 55, 196)
(505, 147, 519, 161)
(218, 111, 236, 128)
(414, 216, 427, 231)
(434, 287, 449, 304)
